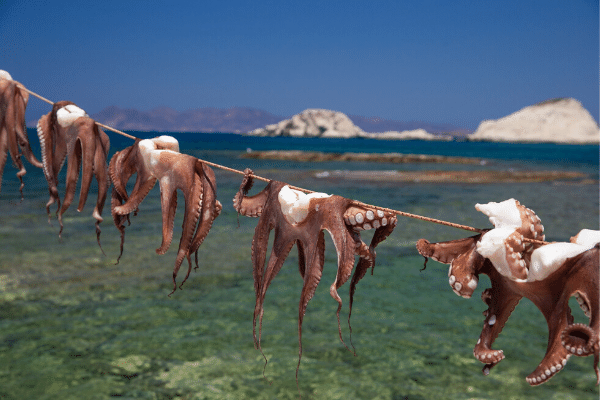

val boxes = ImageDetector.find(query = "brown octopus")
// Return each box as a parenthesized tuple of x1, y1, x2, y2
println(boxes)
(416, 199, 599, 386)
(0, 71, 43, 197)
(233, 169, 397, 379)
(36, 101, 110, 246)
(109, 136, 222, 295)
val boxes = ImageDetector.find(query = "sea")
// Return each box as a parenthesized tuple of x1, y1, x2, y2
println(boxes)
(0, 129, 598, 399)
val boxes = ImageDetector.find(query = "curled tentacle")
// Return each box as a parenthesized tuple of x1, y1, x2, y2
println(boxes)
(233, 168, 268, 217)
(562, 323, 595, 357)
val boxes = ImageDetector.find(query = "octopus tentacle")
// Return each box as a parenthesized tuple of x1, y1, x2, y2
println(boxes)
(92, 129, 110, 250)
(13, 86, 42, 169)
(251, 210, 275, 298)
(296, 230, 325, 385)
(37, 114, 59, 219)
(111, 189, 129, 263)
(74, 124, 99, 212)
(57, 133, 84, 237)
(475, 285, 521, 374)
(254, 231, 296, 350)
(189, 163, 219, 267)
(109, 145, 141, 262)
(156, 188, 177, 255)
(526, 313, 572, 387)
(233, 168, 254, 210)
(3, 91, 27, 197)
(562, 323, 595, 356)
(327, 222, 360, 351)
(169, 172, 203, 295)
(109, 140, 141, 199)
(344, 204, 391, 231)
(0, 127, 8, 194)
(502, 230, 528, 280)
(112, 175, 157, 216)
(233, 168, 268, 217)
(416, 234, 485, 265)
(248, 181, 279, 296)
(193, 198, 222, 269)
(347, 217, 398, 352)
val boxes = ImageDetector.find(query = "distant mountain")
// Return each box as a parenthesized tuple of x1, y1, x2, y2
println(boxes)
(27, 105, 471, 135)
(90, 106, 284, 134)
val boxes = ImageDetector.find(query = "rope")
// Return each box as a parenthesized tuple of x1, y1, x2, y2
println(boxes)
(17, 83, 550, 245)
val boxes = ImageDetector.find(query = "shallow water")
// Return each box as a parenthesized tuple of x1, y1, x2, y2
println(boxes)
(0, 135, 598, 399)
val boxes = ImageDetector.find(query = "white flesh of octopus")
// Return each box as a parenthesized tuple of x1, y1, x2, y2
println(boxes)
(0, 70, 12, 80)
(475, 198, 522, 228)
(56, 105, 88, 127)
(475, 227, 514, 278)
(528, 232, 599, 281)
(278, 185, 331, 225)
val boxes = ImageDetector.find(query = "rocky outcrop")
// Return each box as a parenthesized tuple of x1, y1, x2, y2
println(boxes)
(248, 109, 365, 138)
(248, 109, 451, 140)
(470, 98, 599, 144)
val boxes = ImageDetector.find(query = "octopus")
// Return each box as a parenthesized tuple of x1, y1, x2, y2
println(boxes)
(233, 169, 397, 378)
(416, 199, 599, 385)
(109, 135, 222, 295)
(0, 70, 43, 197)
(36, 101, 110, 245)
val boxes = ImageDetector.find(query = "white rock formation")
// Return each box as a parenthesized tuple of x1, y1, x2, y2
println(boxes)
(470, 98, 599, 144)
(249, 109, 365, 138)
(248, 108, 451, 140)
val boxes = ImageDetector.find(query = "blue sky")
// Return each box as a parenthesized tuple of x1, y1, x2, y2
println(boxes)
(1, 0, 598, 130)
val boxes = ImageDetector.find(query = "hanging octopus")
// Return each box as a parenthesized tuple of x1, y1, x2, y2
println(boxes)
(36, 101, 110, 246)
(233, 169, 397, 379)
(416, 199, 599, 385)
(109, 136, 222, 295)
(0, 70, 43, 197)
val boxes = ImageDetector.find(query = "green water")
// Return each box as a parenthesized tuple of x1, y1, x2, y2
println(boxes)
(0, 153, 598, 399)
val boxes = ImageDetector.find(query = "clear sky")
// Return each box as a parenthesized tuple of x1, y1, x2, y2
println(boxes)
(1, 0, 598, 130)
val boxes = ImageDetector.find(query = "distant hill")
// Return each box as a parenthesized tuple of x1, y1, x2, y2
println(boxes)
(91, 106, 284, 134)
(27, 105, 471, 135)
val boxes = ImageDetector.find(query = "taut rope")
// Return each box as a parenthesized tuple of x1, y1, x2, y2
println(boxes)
(17, 83, 549, 245)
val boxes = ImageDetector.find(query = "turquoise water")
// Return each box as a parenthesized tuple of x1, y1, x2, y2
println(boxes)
(0, 132, 598, 399)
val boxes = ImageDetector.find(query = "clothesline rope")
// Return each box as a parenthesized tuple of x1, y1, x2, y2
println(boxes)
(17, 83, 549, 245)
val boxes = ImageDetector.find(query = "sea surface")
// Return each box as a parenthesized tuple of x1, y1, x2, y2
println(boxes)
(0, 130, 598, 399)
